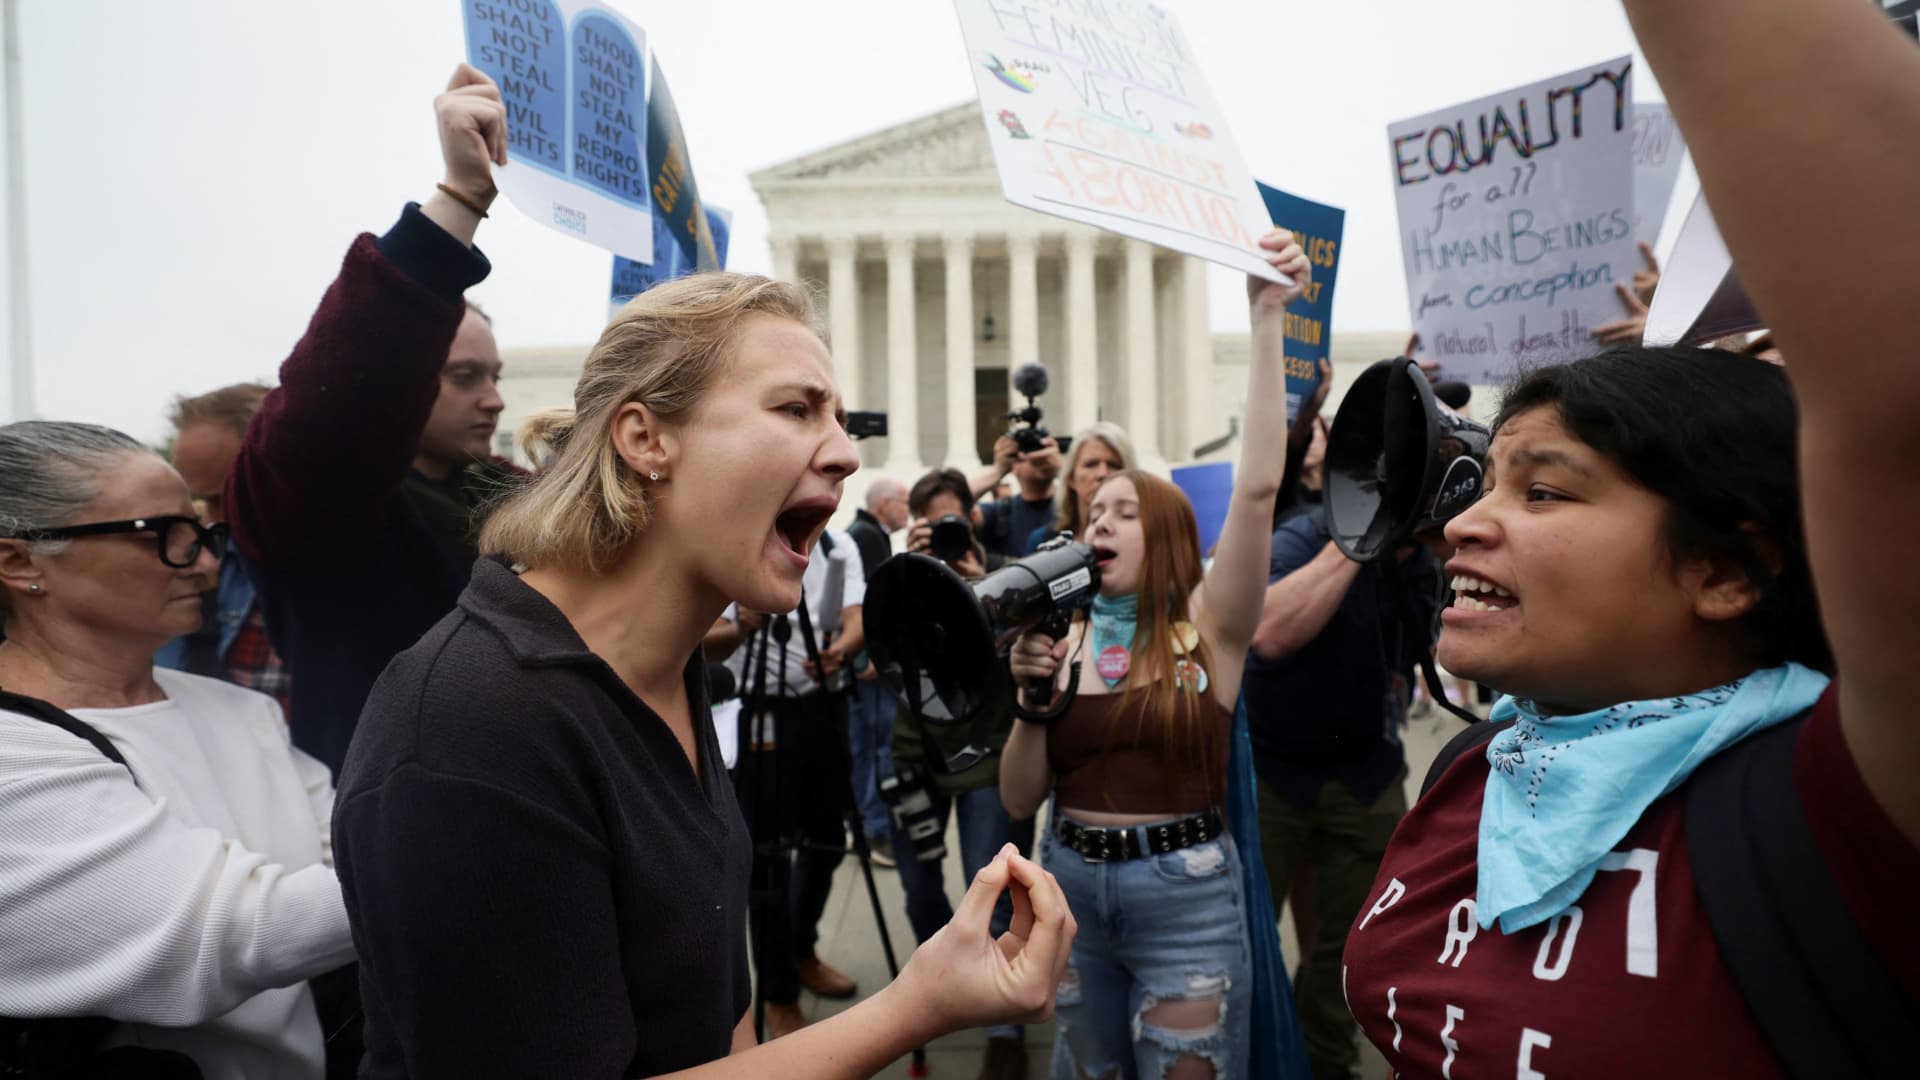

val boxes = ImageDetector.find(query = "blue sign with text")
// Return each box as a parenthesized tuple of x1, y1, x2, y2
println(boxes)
(1257, 183, 1345, 425)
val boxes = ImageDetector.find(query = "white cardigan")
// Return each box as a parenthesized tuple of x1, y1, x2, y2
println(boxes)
(0, 668, 355, 1080)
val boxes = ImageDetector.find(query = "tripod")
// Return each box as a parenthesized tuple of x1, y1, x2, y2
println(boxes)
(733, 604, 926, 1074)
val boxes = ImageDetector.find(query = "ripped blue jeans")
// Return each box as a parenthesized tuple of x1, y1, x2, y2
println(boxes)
(1041, 817, 1251, 1079)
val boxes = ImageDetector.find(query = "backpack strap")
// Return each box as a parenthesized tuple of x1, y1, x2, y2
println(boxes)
(1418, 718, 1513, 800)
(0, 689, 132, 775)
(1686, 716, 1914, 1079)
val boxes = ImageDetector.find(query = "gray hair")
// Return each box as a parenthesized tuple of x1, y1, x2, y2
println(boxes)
(865, 476, 906, 511)
(0, 421, 156, 556)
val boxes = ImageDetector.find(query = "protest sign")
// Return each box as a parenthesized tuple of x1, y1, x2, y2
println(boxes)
(607, 60, 729, 318)
(611, 207, 731, 318)
(1641, 191, 1761, 347)
(1171, 461, 1233, 557)
(1388, 58, 1638, 385)
(1632, 102, 1686, 246)
(952, 0, 1286, 284)
(1256, 183, 1344, 425)
(463, 0, 651, 259)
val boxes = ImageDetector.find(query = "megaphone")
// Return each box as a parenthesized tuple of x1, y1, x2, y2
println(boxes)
(1325, 357, 1491, 562)
(864, 538, 1101, 772)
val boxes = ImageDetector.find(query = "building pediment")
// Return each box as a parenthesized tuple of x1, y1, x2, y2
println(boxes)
(751, 103, 996, 186)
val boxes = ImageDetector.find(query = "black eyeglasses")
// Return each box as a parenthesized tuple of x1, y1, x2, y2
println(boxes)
(5, 516, 229, 568)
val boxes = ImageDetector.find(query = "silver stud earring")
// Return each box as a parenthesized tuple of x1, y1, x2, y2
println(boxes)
(650, 471, 660, 481)
(28, 584, 42, 594)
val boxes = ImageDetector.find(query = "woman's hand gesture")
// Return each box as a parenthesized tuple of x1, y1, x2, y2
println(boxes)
(894, 845, 1077, 1030)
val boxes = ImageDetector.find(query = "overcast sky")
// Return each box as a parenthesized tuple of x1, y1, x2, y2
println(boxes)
(0, 0, 1659, 440)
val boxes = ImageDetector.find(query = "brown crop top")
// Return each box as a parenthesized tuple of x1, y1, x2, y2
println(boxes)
(1046, 690, 1233, 815)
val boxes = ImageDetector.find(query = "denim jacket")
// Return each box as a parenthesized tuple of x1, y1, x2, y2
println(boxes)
(154, 551, 260, 670)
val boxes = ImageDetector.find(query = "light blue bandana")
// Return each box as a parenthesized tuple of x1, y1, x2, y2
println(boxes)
(1089, 593, 1139, 689)
(1476, 662, 1830, 933)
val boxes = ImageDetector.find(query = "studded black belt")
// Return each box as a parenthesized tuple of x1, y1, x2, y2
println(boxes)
(1055, 807, 1225, 863)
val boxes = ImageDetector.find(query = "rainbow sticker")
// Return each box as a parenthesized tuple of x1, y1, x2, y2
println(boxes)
(984, 53, 1038, 93)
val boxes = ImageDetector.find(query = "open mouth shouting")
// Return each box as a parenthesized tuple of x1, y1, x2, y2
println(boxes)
(1446, 568, 1517, 615)
(1092, 545, 1119, 570)
(771, 495, 837, 572)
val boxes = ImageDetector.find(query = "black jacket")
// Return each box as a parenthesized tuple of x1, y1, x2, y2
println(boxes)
(334, 559, 752, 1078)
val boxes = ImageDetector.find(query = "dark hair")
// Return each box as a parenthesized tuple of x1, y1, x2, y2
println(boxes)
(1496, 346, 1831, 672)
(908, 468, 974, 518)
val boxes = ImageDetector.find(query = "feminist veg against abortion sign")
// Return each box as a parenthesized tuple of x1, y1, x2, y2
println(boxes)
(1389, 58, 1638, 385)
(954, 0, 1286, 284)
(463, 0, 652, 260)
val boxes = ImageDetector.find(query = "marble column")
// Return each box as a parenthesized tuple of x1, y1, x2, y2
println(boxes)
(1125, 240, 1162, 466)
(943, 233, 981, 468)
(1064, 231, 1099, 437)
(825, 235, 860, 401)
(770, 233, 799, 285)
(1008, 230, 1039, 404)
(1180, 256, 1214, 462)
(884, 234, 922, 473)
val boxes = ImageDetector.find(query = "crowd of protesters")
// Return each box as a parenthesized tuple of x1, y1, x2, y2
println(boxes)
(4, 0, 1919, 1077)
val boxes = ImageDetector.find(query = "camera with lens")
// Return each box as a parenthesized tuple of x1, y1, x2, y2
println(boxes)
(928, 515, 973, 564)
(1007, 362, 1054, 455)
(877, 766, 947, 862)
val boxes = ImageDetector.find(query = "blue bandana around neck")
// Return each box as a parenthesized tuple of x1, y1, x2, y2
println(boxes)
(1089, 593, 1139, 688)
(1476, 662, 1830, 933)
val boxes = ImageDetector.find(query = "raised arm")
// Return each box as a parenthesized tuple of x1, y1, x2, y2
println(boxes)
(1194, 231, 1310, 665)
(1620, 0, 1920, 840)
(226, 64, 503, 564)
(0, 727, 353, 1024)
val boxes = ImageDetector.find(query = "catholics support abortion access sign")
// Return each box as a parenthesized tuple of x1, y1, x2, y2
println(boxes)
(1257, 183, 1344, 426)
(463, 0, 653, 260)
(1389, 58, 1638, 385)
(953, 0, 1287, 284)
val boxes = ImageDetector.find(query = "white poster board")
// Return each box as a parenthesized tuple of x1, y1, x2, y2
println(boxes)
(953, 0, 1285, 283)
(1389, 58, 1638, 385)
(1642, 191, 1762, 347)
(1632, 103, 1687, 246)
(463, 0, 653, 260)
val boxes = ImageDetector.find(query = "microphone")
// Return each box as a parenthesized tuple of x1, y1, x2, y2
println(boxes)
(1011, 362, 1049, 399)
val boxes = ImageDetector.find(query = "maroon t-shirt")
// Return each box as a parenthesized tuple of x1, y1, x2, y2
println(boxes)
(1342, 688, 1919, 1077)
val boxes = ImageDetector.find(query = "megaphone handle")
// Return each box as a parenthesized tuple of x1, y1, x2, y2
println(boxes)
(1012, 660, 1080, 725)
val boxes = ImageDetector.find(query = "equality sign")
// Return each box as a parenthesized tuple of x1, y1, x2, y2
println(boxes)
(1256, 184, 1344, 426)
(608, 59, 730, 318)
(1388, 57, 1638, 385)
(953, 0, 1286, 284)
(1632, 103, 1686, 246)
(463, 0, 652, 260)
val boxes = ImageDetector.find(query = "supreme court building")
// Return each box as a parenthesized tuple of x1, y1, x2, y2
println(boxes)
(495, 102, 1410, 500)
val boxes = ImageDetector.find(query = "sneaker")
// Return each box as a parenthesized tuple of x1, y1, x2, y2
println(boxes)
(976, 1036, 1028, 1080)
(867, 840, 897, 869)
(795, 951, 857, 999)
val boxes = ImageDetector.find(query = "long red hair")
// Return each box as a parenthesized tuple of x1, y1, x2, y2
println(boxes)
(1094, 470, 1222, 797)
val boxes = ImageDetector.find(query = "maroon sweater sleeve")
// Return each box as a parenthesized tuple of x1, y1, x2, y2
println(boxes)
(228, 209, 488, 563)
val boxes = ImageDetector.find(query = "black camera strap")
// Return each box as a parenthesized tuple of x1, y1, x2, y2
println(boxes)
(1380, 557, 1480, 728)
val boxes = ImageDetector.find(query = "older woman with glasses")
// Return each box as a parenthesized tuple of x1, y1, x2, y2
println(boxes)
(0, 421, 355, 1080)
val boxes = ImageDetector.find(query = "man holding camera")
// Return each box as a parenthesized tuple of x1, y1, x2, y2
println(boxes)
(970, 432, 1063, 560)
(890, 468, 1037, 1080)
(844, 479, 910, 860)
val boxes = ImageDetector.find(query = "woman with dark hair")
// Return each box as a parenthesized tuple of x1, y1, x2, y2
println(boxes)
(1341, 1, 1920, 1072)
(1000, 230, 1312, 1078)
